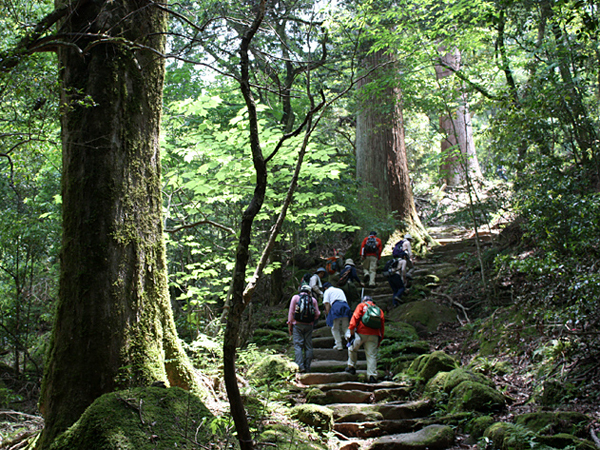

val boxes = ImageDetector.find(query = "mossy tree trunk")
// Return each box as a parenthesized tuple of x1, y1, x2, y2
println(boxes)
(37, 1, 195, 447)
(355, 49, 430, 244)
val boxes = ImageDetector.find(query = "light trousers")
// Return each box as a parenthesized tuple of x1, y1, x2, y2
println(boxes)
(331, 316, 349, 349)
(362, 255, 378, 287)
(347, 333, 379, 377)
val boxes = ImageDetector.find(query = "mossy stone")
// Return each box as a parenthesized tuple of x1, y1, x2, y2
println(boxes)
(447, 381, 506, 413)
(251, 329, 289, 346)
(467, 415, 495, 440)
(483, 422, 536, 450)
(408, 351, 458, 382)
(290, 404, 334, 433)
(443, 368, 494, 393)
(515, 411, 591, 437)
(395, 301, 456, 333)
(247, 354, 297, 386)
(259, 423, 326, 450)
(536, 433, 596, 450)
(423, 371, 450, 401)
(49, 387, 213, 450)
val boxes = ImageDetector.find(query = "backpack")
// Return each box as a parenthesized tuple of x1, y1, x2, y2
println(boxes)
(392, 240, 408, 259)
(382, 258, 399, 277)
(361, 303, 383, 329)
(326, 256, 340, 275)
(294, 291, 316, 323)
(364, 235, 378, 253)
(337, 266, 352, 287)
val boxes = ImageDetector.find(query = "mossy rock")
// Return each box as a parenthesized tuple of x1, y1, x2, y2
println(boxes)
(258, 423, 326, 450)
(247, 354, 297, 387)
(382, 322, 420, 342)
(290, 404, 334, 433)
(447, 381, 506, 413)
(395, 300, 457, 333)
(372, 424, 454, 449)
(305, 388, 326, 404)
(467, 415, 494, 440)
(49, 387, 214, 450)
(536, 433, 596, 450)
(443, 368, 495, 393)
(423, 371, 450, 401)
(483, 422, 536, 450)
(408, 351, 458, 382)
(515, 411, 591, 438)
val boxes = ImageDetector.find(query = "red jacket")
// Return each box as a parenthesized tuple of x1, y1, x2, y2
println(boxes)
(360, 235, 382, 259)
(349, 301, 384, 338)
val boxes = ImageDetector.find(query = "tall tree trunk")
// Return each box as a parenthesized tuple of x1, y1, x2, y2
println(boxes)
(38, 1, 195, 447)
(356, 49, 427, 239)
(435, 48, 482, 187)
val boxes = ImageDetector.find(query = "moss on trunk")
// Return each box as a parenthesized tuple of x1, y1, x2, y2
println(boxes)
(37, 1, 196, 448)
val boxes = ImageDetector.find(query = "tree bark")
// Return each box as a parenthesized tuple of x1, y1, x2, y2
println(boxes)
(355, 49, 427, 240)
(435, 48, 482, 187)
(38, 1, 196, 447)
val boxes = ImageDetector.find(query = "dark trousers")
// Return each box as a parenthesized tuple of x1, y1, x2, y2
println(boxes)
(388, 273, 405, 306)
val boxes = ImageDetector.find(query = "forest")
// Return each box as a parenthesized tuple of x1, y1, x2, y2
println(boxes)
(0, 0, 599, 449)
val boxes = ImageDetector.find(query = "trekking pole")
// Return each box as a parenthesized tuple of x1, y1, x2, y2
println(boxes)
(361, 287, 364, 300)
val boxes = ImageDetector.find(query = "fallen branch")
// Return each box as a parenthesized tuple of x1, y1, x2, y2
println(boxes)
(432, 291, 470, 323)
(591, 428, 600, 450)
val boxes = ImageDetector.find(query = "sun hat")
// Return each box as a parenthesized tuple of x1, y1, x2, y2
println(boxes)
(345, 259, 355, 266)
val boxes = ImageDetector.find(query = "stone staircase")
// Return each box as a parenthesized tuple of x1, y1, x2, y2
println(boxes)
(293, 266, 456, 450)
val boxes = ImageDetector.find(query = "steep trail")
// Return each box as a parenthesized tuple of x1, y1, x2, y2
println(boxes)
(292, 229, 495, 450)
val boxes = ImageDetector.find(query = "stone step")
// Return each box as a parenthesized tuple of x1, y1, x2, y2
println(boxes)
(313, 348, 364, 361)
(310, 359, 366, 373)
(297, 372, 356, 385)
(327, 400, 433, 422)
(340, 424, 454, 450)
(311, 381, 409, 392)
(334, 418, 417, 438)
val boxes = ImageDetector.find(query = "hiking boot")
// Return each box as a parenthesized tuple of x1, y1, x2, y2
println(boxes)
(345, 366, 356, 375)
(333, 345, 343, 351)
(368, 376, 378, 383)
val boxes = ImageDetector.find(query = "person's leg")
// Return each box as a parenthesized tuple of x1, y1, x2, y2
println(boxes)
(361, 258, 370, 284)
(292, 324, 306, 371)
(346, 333, 363, 370)
(331, 318, 343, 350)
(363, 334, 379, 379)
(367, 256, 377, 287)
(303, 324, 314, 371)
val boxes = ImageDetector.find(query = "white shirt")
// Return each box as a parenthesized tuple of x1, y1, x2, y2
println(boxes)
(323, 286, 347, 306)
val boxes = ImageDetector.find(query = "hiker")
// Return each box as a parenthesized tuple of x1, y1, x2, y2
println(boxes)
(322, 282, 353, 351)
(336, 258, 363, 305)
(287, 284, 321, 373)
(385, 258, 406, 307)
(392, 233, 414, 284)
(360, 231, 382, 288)
(344, 296, 385, 383)
(309, 267, 327, 300)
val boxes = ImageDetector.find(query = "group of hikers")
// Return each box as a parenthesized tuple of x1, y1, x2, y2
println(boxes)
(287, 231, 414, 382)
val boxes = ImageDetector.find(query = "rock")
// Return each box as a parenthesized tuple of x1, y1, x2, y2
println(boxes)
(423, 371, 450, 401)
(483, 422, 539, 450)
(367, 424, 454, 450)
(536, 433, 596, 450)
(515, 411, 591, 438)
(307, 388, 373, 405)
(328, 400, 432, 422)
(298, 372, 357, 385)
(290, 404, 334, 433)
(447, 380, 506, 413)
(334, 419, 417, 438)
(408, 351, 458, 382)
(394, 301, 456, 334)
(443, 368, 495, 393)
(259, 423, 327, 450)
(247, 354, 297, 386)
(49, 387, 214, 450)
(466, 415, 495, 441)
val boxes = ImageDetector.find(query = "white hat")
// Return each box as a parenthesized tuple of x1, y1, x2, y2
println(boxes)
(404, 233, 413, 240)
(345, 259, 355, 266)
